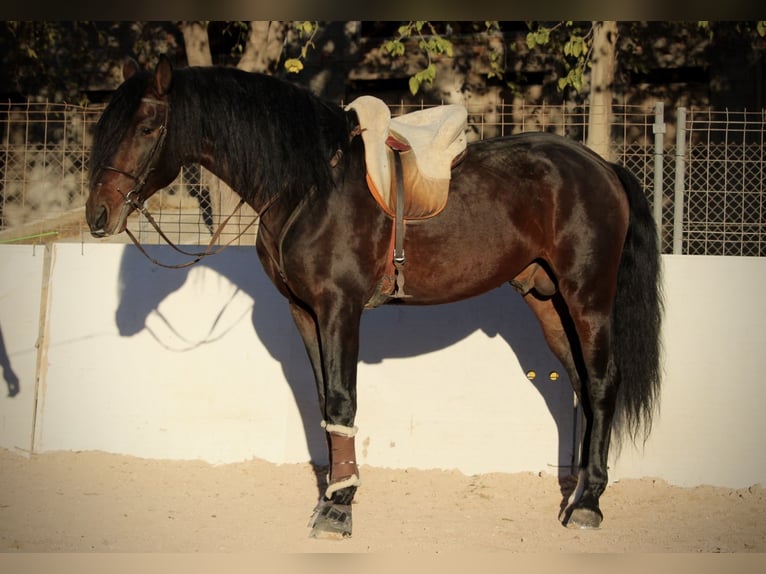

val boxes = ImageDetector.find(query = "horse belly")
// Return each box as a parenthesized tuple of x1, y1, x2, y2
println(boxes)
(393, 216, 534, 305)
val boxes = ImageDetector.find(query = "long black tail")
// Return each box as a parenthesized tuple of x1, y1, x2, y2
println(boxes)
(610, 162, 664, 445)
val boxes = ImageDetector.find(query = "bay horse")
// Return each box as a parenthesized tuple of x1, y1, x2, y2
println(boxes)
(85, 55, 663, 538)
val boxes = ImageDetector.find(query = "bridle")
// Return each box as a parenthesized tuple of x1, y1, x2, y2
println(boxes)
(99, 97, 169, 212)
(99, 96, 258, 269)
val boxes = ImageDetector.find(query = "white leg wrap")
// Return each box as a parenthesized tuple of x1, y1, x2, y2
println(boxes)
(321, 420, 358, 437)
(325, 474, 361, 499)
(321, 421, 360, 499)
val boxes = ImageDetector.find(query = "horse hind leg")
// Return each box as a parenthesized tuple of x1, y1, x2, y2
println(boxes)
(554, 289, 618, 529)
(521, 282, 616, 529)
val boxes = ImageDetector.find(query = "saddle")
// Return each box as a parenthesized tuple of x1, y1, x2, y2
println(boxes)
(345, 95, 468, 219)
(345, 96, 468, 308)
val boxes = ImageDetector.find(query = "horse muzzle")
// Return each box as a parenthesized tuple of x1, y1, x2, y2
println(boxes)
(87, 204, 110, 237)
(86, 192, 132, 237)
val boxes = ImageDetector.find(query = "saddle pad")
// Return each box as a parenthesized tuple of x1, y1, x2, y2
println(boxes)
(345, 95, 467, 218)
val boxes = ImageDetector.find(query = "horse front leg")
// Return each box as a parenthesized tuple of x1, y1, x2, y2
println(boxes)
(292, 299, 363, 539)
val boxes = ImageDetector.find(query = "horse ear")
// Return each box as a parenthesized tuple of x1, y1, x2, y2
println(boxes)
(153, 54, 173, 97)
(122, 58, 140, 81)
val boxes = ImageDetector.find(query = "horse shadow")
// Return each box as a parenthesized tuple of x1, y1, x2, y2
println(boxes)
(0, 322, 20, 398)
(115, 245, 580, 495)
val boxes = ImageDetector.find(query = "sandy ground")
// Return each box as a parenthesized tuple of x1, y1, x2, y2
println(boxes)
(1, 448, 764, 553)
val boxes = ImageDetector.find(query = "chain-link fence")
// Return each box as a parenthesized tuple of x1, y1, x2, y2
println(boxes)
(683, 109, 766, 256)
(1, 99, 764, 256)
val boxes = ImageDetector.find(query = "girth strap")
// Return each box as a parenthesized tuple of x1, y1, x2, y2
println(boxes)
(392, 150, 408, 298)
(363, 150, 411, 309)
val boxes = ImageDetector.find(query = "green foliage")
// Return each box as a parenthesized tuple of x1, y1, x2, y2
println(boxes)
(525, 26, 550, 50)
(222, 21, 249, 55)
(525, 21, 593, 95)
(563, 34, 586, 58)
(0, 21, 181, 103)
(284, 20, 318, 74)
(697, 21, 714, 40)
(382, 20, 599, 97)
(381, 21, 454, 95)
(284, 58, 304, 73)
(697, 20, 766, 40)
(409, 64, 437, 95)
(382, 39, 406, 57)
(484, 21, 505, 81)
(557, 66, 586, 92)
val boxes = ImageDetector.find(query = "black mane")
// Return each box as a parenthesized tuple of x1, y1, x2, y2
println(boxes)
(91, 65, 356, 208)
(89, 72, 146, 186)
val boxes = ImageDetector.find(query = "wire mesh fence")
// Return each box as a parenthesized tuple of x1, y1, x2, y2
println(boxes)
(683, 109, 766, 256)
(1, 99, 764, 256)
(0, 102, 99, 239)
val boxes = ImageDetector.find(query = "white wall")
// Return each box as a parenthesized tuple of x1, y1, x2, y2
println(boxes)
(1, 243, 764, 488)
(0, 244, 44, 453)
(611, 255, 766, 487)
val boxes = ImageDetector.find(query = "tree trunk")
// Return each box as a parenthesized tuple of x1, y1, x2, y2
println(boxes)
(236, 21, 288, 74)
(179, 21, 213, 67)
(586, 21, 618, 160)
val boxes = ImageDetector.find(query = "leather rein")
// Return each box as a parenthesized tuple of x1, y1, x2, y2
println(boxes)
(100, 97, 260, 269)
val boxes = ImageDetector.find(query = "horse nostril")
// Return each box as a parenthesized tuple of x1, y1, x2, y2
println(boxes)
(90, 205, 108, 236)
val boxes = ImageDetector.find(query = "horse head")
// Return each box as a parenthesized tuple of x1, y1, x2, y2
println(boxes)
(86, 55, 181, 237)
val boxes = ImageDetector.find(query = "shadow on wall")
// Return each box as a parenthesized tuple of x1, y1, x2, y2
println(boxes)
(0, 322, 20, 398)
(115, 245, 577, 476)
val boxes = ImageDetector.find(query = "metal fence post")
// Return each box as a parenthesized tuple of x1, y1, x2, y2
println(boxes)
(653, 102, 666, 249)
(673, 107, 687, 254)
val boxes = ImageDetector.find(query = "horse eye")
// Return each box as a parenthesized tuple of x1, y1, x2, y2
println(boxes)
(140, 126, 154, 136)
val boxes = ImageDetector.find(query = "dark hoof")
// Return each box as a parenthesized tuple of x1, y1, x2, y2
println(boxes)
(308, 501, 353, 539)
(562, 506, 603, 529)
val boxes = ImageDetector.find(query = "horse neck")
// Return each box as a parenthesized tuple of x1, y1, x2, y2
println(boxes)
(168, 70, 342, 217)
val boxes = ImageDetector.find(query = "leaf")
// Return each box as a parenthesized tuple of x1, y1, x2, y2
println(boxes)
(758, 21, 766, 37)
(284, 58, 304, 74)
(571, 67, 584, 92)
(409, 75, 420, 95)
(571, 36, 583, 58)
(383, 39, 405, 57)
(439, 38, 454, 57)
(526, 32, 537, 50)
(420, 63, 437, 83)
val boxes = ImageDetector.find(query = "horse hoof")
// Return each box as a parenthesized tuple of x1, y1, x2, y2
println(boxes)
(563, 507, 603, 529)
(308, 501, 353, 539)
